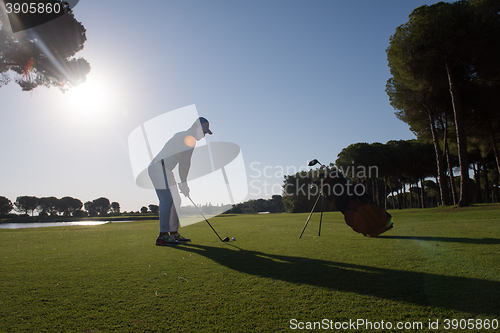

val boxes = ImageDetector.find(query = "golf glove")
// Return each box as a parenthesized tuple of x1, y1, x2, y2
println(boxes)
(178, 182, 190, 197)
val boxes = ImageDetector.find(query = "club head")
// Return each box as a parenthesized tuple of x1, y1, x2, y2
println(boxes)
(308, 159, 319, 167)
(222, 237, 230, 242)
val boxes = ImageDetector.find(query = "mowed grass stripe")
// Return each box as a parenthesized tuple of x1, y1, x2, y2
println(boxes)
(1, 205, 499, 332)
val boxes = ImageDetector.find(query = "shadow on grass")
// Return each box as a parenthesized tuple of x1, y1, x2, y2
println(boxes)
(175, 244, 499, 316)
(377, 236, 500, 245)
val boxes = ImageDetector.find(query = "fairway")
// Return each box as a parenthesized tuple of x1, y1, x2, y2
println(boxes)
(1, 206, 499, 332)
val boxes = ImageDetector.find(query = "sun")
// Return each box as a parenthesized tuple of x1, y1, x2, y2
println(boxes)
(63, 73, 112, 119)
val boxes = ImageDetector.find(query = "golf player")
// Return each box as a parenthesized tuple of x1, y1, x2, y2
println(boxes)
(148, 117, 212, 246)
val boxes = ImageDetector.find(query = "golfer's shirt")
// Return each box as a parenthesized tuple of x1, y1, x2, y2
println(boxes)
(148, 130, 195, 189)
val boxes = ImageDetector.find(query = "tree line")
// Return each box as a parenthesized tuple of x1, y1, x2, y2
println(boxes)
(336, 140, 499, 209)
(0, 195, 238, 219)
(0, 196, 126, 218)
(225, 195, 285, 214)
(280, 137, 499, 214)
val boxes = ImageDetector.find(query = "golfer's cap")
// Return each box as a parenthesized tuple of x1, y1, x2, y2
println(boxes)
(199, 117, 212, 135)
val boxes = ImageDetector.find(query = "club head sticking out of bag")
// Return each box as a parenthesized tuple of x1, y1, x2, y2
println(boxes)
(308, 159, 331, 172)
(308, 159, 319, 166)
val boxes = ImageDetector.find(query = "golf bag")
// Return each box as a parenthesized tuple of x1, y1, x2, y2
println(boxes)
(320, 169, 393, 237)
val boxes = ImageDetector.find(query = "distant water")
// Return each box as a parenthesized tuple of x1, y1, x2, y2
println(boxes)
(0, 221, 131, 229)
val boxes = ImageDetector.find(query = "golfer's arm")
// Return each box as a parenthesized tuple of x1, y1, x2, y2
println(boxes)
(178, 151, 192, 183)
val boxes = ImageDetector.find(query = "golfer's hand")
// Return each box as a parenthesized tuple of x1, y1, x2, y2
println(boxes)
(178, 182, 190, 197)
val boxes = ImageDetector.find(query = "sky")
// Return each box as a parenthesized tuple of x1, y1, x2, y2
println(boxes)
(0, 0, 447, 213)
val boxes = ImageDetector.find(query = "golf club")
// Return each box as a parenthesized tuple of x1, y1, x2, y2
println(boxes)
(307, 159, 331, 172)
(187, 196, 230, 242)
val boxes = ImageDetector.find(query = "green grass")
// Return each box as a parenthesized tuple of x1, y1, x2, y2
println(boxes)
(1, 205, 499, 332)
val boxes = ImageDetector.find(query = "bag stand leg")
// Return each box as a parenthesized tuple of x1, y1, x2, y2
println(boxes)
(318, 194, 324, 236)
(299, 190, 325, 239)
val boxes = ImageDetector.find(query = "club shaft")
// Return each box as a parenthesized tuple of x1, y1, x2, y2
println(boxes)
(187, 196, 224, 242)
(319, 163, 331, 173)
(319, 194, 324, 236)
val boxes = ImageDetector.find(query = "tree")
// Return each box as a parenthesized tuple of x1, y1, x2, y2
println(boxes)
(38, 196, 60, 216)
(111, 202, 120, 215)
(226, 196, 286, 214)
(386, 76, 452, 205)
(0, 196, 13, 215)
(335, 142, 387, 204)
(84, 201, 95, 216)
(92, 197, 111, 216)
(269, 195, 285, 213)
(0, 1, 90, 91)
(282, 169, 327, 213)
(225, 205, 242, 214)
(424, 180, 440, 207)
(14, 196, 39, 216)
(466, 84, 500, 178)
(462, 0, 500, 178)
(72, 209, 87, 217)
(148, 204, 159, 214)
(58, 196, 82, 216)
(405, 140, 437, 208)
(140, 206, 148, 214)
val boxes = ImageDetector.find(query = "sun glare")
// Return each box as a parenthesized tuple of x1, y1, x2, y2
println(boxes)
(63, 73, 112, 119)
